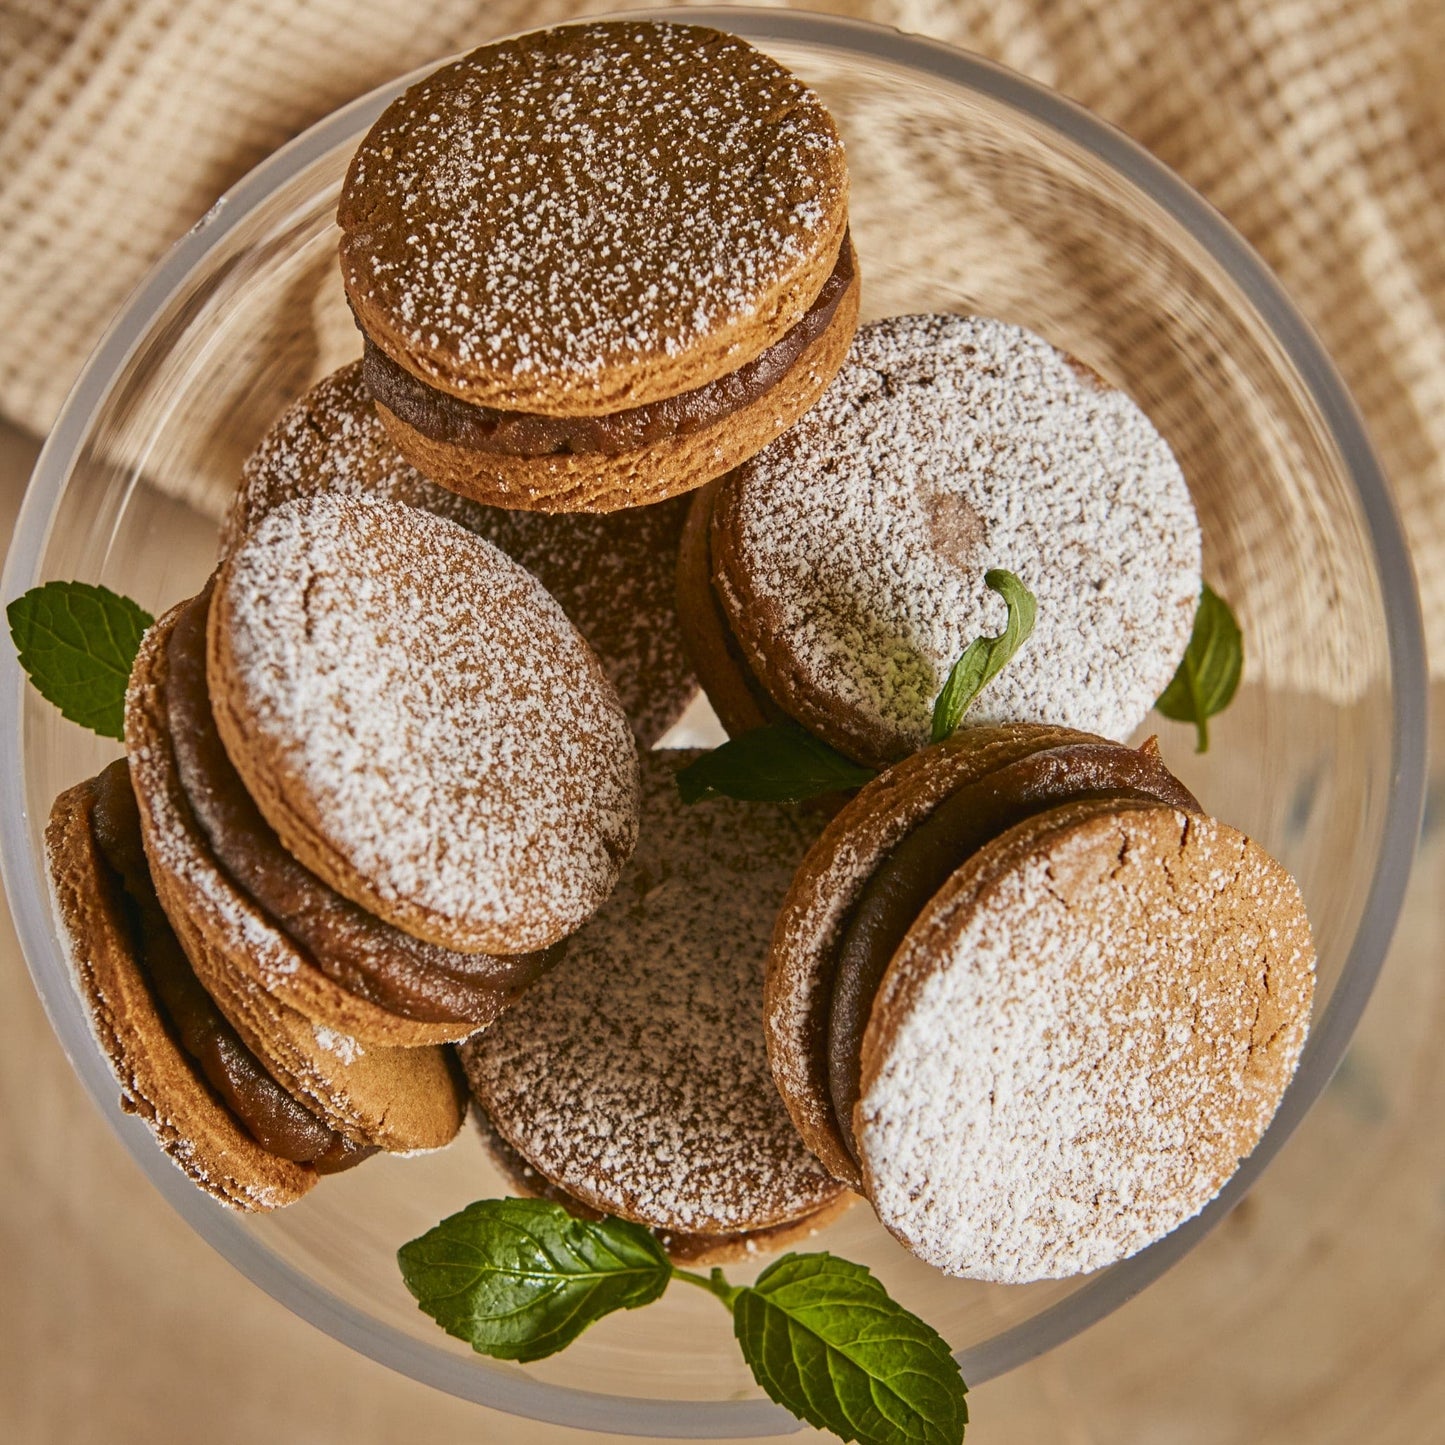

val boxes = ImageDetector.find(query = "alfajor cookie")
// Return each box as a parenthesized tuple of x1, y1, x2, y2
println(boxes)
(223, 362, 698, 745)
(126, 608, 468, 1153)
(127, 594, 544, 1047)
(690, 314, 1202, 766)
(46, 761, 374, 1210)
(461, 750, 850, 1254)
(208, 494, 640, 955)
(768, 722, 1128, 1185)
(338, 21, 858, 512)
(767, 727, 1315, 1280)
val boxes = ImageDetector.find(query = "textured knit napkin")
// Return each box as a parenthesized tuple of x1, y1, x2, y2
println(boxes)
(1, 0, 1441, 662)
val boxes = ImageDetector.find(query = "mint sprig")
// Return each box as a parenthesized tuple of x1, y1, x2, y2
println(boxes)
(397, 1199, 670, 1362)
(676, 569, 1038, 805)
(7, 581, 152, 740)
(1154, 583, 1243, 753)
(733, 1253, 968, 1444)
(675, 721, 878, 805)
(399, 1200, 968, 1444)
(930, 569, 1036, 743)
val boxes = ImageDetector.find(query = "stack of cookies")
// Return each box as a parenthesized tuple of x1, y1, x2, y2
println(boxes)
(47, 17, 1314, 1288)
(338, 21, 858, 513)
(52, 489, 642, 1206)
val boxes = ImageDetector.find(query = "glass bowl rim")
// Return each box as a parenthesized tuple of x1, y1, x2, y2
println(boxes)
(0, 6, 1427, 1437)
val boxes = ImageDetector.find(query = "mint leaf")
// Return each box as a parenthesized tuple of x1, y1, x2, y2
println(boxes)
(930, 569, 1036, 744)
(7, 582, 152, 740)
(676, 722, 878, 804)
(732, 1253, 968, 1445)
(1155, 583, 1243, 753)
(397, 1199, 671, 1363)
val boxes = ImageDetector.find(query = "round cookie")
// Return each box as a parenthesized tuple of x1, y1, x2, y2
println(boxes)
(705, 313, 1202, 766)
(126, 611, 468, 1153)
(129, 594, 542, 1044)
(45, 766, 315, 1211)
(462, 750, 847, 1242)
(162, 889, 464, 1154)
(856, 802, 1315, 1282)
(337, 21, 856, 510)
(766, 722, 1100, 1185)
(223, 362, 698, 745)
(208, 494, 640, 954)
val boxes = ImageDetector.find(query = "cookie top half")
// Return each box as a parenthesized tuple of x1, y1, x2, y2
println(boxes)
(208, 495, 639, 954)
(338, 21, 848, 414)
(857, 802, 1315, 1283)
(465, 750, 845, 1237)
(223, 363, 697, 745)
(711, 314, 1202, 766)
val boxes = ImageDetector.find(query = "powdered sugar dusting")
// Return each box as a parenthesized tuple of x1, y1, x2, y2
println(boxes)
(225, 363, 696, 745)
(858, 809, 1314, 1282)
(225, 362, 492, 547)
(465, 752, 842, 1235)
(718, 315, 1201, 758)
(312, 1025, 364, 1065)
(217, 495, 639, 951)
(338, 23, 844, 395)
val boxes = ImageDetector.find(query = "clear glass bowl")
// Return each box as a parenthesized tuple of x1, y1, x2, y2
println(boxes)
(1, 7, 1426, 1437)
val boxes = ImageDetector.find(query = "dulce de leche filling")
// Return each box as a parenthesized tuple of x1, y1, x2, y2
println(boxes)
(166, 589, 554, 1025)
(826, 741, 1203, 1162)
(362, 236, 856, 458)
(89, 760, 371, 1172)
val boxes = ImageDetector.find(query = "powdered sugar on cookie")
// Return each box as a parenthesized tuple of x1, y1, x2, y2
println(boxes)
(226, 363, 696, 745)
(211, 495, 639, 953)
(338, 22, 846, 407)
(714, 314, 1201, 762)
(465, 752, 844, 1236)
(857, 807, 1314, 1282)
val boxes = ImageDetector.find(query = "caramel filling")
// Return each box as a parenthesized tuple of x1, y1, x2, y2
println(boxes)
(89, 761, 371, 1172)
(362, 237, 856, 457)
(166, 589, 554, 1024)
(825, 741, 1202, 1163)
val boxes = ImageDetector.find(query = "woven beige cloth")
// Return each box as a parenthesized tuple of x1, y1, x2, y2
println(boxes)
(1, 0, 1442, 659)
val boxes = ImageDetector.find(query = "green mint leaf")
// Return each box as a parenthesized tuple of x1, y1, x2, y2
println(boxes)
(1154, 583, 1243, 753)
(7, 582, 153, 740)
(676, 722, 878, 805)
(397, 1198, 671, 1363)
(930, 569, 1036, 743)
(733, 1252, 968, 1445)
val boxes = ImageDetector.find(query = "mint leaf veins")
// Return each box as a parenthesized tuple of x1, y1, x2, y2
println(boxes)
(8, 581, 153, 740)
(930, 569, 1036, 743)
(1154, 583, 1243, 753)
(397, 1198, 671, 1363)
(733, 1252, 968, 1445)
(399, 1201, 969, 1443)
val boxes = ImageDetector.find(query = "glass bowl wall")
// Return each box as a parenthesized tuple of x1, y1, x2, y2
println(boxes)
(1, 8, 1425, 1437)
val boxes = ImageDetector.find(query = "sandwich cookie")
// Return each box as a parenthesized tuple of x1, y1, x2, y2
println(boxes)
(129, 593, 548, 1046)
(209, 494, 640, 954)
(461, 751, 850, 1256)
(690, 314, 1202, 765)
(46, 761, 375, 1210)
(223, 362, 698, 746)
(767, 726, 1315, 1280)
(127, 609, 468, 1153)
(338, 21, 858, 512)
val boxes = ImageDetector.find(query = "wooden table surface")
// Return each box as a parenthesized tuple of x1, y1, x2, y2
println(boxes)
(1, 416, 1441, 1444)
